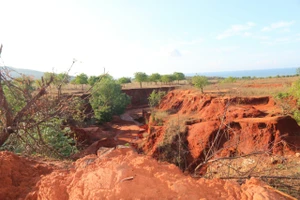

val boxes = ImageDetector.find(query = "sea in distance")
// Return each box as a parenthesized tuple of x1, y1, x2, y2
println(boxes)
(187, 67, 298, 78)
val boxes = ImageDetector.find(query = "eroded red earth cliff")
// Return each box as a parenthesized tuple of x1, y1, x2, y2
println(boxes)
(142, 89, 300, 173)
(1, 88, 299, 199)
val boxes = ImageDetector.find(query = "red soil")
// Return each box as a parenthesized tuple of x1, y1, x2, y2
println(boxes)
(1, 89, 299, 199)
(142, 89, 300, 172)
(26, 148, 293, 200)
(0, 152, 53, 200)
(71, 115, 144, 159)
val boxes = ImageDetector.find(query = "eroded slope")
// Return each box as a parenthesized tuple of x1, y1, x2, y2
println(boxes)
(26, 148, 294, 200)
(142, 89, 300, 173)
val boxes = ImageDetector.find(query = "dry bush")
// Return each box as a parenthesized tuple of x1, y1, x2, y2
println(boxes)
(155, 116, 190, 170)
(205, 154, 300, 199)
(0, 67, 85, 158)
(151, 110, 170, 126)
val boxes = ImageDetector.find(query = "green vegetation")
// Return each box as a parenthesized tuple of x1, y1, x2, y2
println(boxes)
(1, 118, 78, 157)
(289, 79, 300, 123)
(173, 72, 185, 84)
(148, 90, 166, 108)
(123, 72, 187, 87)
(88, 75, 100, 86)
(192, 75, 208, 93)
(117, 77, 131, 84)
(43, 72, 70, 96)
(161, 74, 175, 84)
(0, 72, 81, 158)
(73, 73, 88, 90)
(274, 78, 300, 124)
(149, 73, 161, 84)
(156, 118, 189, 170)
(275, 92, 290, 99)
(89, 77, 130, 123)
(221, 76, 237, 83)
(134, 72, 148, 88)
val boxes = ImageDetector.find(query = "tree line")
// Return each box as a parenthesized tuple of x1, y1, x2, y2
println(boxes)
(133, 72, 186, 88)
(38, 71, 187, 90)
(39, 71, 212, 93)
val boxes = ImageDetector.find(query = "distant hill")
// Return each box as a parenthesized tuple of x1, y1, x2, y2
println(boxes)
(2, 67, 76, 80)
(3, 67, 45, 79)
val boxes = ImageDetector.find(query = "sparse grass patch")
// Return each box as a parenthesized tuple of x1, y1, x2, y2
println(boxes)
(205, 76, 294, 96)
(151, 110, 169, 126)
(155, 116, 189, 170)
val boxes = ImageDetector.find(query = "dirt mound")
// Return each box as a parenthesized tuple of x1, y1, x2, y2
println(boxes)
(142, 89, 300, 172)
(0, 151, 53, 200)
(27, 148, 293, 200)
(71, 116, 144, 159)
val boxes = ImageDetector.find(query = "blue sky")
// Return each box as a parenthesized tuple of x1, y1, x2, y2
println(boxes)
(0, 0, 300, 78)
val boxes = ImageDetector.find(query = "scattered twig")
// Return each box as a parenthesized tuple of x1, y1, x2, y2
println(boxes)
(120, 176, 135, 182)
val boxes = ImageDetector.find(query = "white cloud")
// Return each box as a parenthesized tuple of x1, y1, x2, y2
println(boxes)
(216, 22, 256, 40)
(261, 21, 295, 32)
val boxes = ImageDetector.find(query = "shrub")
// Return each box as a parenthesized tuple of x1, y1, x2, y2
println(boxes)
(293, 110, 300, 124)
(221, 76, 237, 83)
(156, 118, 189, 170)
(0, 118, 78, 158)
(290, 79, 300, 104)
(275, 92, 290, 99)
(90, 77, 131, 123)
(151, 110, 169, 126)
(148, 90, 166, 108)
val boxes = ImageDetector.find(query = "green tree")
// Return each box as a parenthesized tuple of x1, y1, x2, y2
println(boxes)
(43, 72, 70, 96)
(90, 77, 130, 123)
(134, 72, 148, 88)
(192, 75, 208, 93)
(117, 77, 131, 84)
(161, 74, 175, 84)
(43, 72, 54, 84)
(173, 72, 185, 84)
(149, 73, 161, 85)
(87, 76, 100, 86)
(55, 73, 70, 96)
(74, 73, 88, 91)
